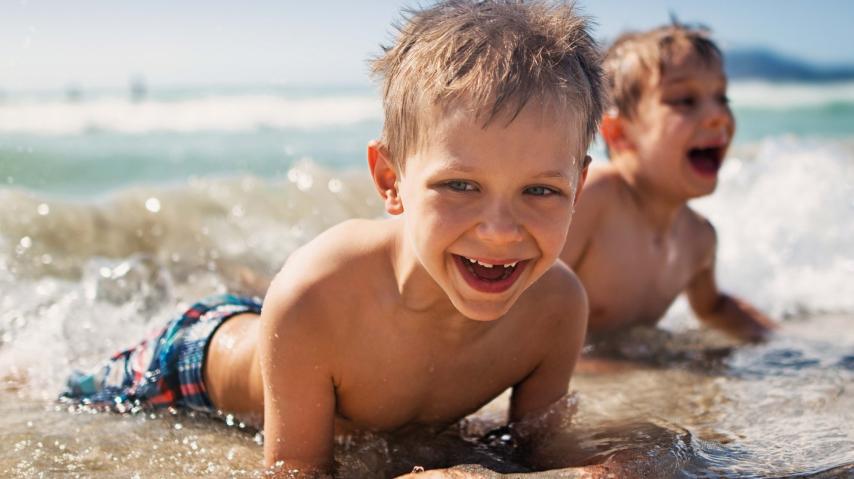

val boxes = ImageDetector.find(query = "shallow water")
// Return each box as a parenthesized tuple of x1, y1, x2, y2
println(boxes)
(1, 315, 852, 478)
(1, 85, 853, 477)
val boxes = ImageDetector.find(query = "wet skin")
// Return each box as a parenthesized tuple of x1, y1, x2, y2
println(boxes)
(204, 101, 590, 474)
(561, 50, 776, 340)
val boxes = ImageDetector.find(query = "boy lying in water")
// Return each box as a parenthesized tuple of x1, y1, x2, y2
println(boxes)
(561, 23, 777, 343)
(64, 1, 605, 476)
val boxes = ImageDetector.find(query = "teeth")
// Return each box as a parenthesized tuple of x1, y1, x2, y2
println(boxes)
(462, 256, 518, 269)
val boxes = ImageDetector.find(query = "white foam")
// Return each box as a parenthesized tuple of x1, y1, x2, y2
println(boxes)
(729, 80, 854, 109)
(0, 94, 382, 134)
(690, 136, 854, 316)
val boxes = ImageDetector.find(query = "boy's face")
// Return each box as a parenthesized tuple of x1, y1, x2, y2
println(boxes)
(391, 102, 586, 321)
(620, 50, 734, 199)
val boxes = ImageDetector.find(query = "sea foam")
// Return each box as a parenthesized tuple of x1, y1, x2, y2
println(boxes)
(0, 94, 382, 135)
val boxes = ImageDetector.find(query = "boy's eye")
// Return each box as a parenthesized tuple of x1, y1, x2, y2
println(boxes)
(445, 180, 477, 192)
(668, 96, 696, 108)
(524, 185, 559, 197)
(717, 94, 730, 105)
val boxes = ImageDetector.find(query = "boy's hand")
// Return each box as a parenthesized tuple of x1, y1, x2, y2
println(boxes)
(685, 224, 777, 342)
(687, 265, 778, 342)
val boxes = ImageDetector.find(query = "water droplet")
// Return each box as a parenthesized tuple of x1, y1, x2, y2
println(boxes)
(328, 178, 343, 193)
(297, 175, 313, 191)
(174, 423, 183, 430)
(231, 205, 245, 218)
(287, 167, 314, 191)
(19, 236, 32, 249)
(40, 254, 52, 265)
(36, 203, 50, 215)
(145, 197, 161, 213)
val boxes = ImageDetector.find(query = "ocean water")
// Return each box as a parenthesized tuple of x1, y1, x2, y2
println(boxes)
(0, 81, 852, 478)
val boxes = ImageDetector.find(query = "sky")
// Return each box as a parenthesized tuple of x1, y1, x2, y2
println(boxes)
(1, 0, 853, 90)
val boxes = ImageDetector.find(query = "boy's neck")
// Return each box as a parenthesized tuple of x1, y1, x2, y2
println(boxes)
(612, 154, 687, 234)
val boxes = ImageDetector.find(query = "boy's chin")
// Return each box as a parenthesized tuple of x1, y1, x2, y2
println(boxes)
(684, 177, 719, 199)
(449, 295, 515, 322)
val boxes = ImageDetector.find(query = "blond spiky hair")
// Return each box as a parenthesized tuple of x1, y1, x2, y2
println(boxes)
(372, 0, 604, 169)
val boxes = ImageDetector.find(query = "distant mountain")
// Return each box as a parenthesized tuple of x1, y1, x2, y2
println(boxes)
(725, 48, 854, 82)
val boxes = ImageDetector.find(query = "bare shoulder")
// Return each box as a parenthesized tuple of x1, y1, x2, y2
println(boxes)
(562, 164, 629, 265)
(519, 262, 588, 340)
(571, 164, 633, 227)
(276, 218, 393, 284)
(682, 207, 717, 266)
(263, 218, 396, 329)
(578, 164, 628, 209)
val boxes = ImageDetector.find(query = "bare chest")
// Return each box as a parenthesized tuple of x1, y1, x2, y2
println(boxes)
(332, 334, 535, 432)
(578, 220, 700, 331)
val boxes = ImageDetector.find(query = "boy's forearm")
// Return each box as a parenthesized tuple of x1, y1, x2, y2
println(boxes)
(264, 460, 333, 479)
(700, 293, 777, 341)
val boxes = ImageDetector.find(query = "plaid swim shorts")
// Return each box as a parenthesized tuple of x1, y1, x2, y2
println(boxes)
(61, 294, 263, 413)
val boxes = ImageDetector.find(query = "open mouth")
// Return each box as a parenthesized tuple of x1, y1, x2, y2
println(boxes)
(453, 255, 529, 294)
(687, 146, 724, 177)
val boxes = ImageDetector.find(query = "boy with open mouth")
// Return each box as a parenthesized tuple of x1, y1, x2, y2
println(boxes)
(561, 23, 777, 344)
(63, 1, 606, 476)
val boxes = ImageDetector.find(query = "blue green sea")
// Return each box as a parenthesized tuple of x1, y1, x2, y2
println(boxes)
(0, 82, 852, 477)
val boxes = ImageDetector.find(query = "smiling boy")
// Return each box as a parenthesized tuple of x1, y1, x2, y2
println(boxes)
(63, 1, 604, 475)
(561, 24, 776, 342)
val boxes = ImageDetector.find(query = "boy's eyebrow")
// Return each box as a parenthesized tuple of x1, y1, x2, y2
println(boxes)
(434, 162, 572, 182)
(533, 170, 571, 180)
(441, 164, 477, 173)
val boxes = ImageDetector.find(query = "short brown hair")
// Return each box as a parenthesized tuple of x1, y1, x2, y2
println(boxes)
(604, 22, 723, 118)
(371, 0, 604, 169)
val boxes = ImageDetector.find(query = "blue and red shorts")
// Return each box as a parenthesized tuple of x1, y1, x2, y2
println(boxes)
(61, 294, 262, 413)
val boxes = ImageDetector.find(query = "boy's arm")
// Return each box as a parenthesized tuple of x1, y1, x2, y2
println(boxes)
(259, 275, 337, 476)
(508, 276, 588, 469)
(685, 225, 777, 342)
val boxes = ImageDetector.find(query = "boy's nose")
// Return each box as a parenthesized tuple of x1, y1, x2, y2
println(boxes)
(705, 100, 733, 130)
(475, 202, 524, 244)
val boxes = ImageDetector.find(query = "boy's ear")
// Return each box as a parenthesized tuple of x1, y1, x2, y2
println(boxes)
(599, 113, 630, 153)
(367, 140, 404, 215)
(573, 155, 591, 205)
